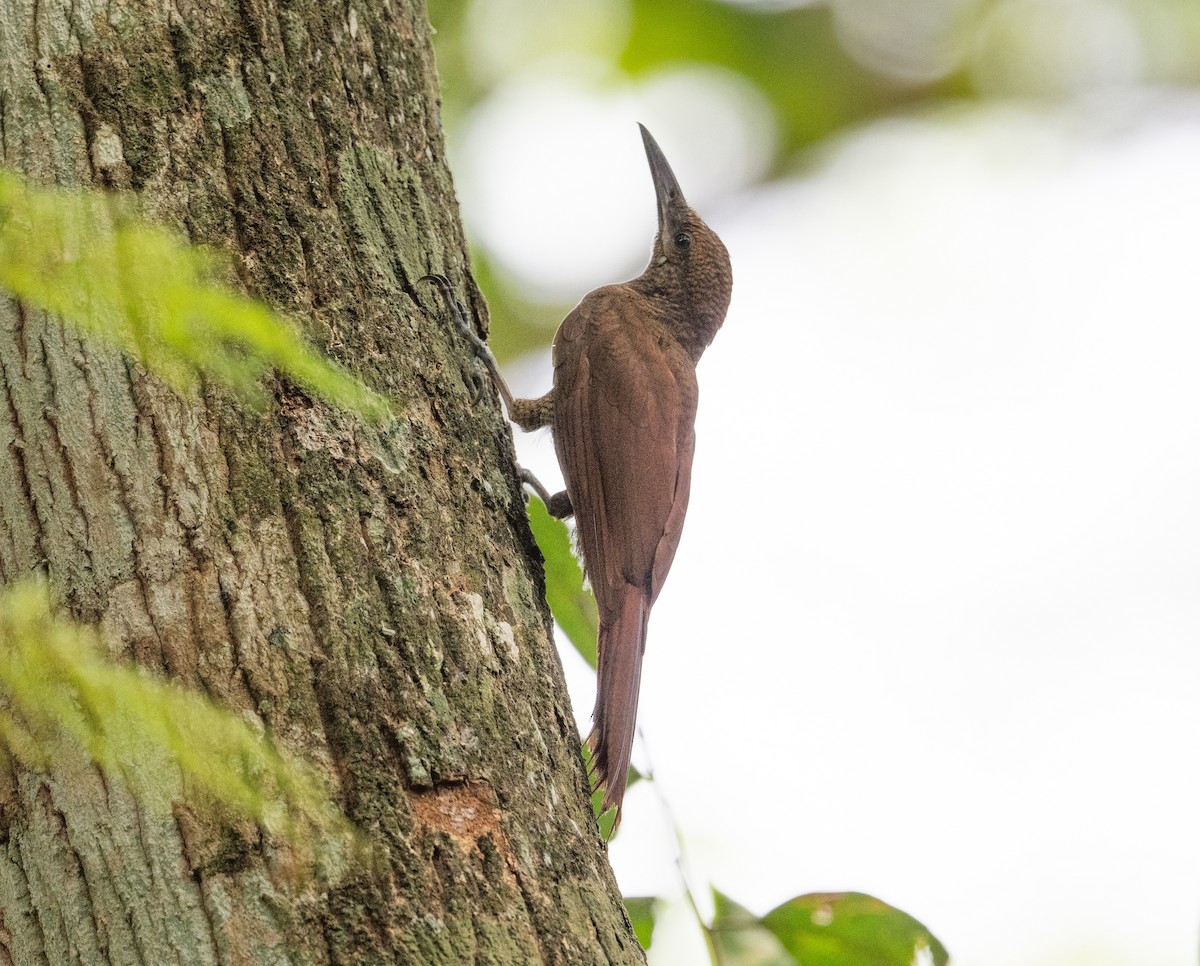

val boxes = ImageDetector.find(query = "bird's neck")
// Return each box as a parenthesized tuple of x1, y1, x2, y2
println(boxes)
(629, 273, 727, 364)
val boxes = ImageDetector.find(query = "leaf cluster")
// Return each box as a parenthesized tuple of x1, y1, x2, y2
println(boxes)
(708, 889, 948, 966)
(0, 173, 388, 420)
(0, 580, 355, 865)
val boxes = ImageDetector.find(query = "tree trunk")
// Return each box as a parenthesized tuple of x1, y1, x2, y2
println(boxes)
(0, 0, 642, 962)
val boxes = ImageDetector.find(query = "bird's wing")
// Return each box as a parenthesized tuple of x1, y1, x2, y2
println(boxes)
(553, 287, 697, 623)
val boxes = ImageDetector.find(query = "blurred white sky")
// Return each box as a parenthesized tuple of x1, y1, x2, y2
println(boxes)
(452, 82, 1200, 966)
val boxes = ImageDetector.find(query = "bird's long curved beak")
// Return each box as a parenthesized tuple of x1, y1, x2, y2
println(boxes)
(639, 123, 686, 233)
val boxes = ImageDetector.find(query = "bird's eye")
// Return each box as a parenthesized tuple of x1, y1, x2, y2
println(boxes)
(674, 231, 692, 250)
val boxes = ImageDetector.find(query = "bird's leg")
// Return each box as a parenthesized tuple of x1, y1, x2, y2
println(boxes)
(423, 274, 542, 422)
(422, 274, 519, 412)
(423, 274, 573, 518)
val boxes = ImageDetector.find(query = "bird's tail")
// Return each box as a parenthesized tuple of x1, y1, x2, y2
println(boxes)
(587, 585, 649, 820)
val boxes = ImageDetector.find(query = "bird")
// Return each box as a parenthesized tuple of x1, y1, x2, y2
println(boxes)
(424, 123, 732, 820)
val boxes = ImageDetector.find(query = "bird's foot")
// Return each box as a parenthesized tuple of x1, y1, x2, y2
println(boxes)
(422, 274, 517, 411)
(519, 468, 573, 518)
(421, 274, 494, 363)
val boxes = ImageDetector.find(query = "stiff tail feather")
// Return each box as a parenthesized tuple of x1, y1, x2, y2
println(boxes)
(586, 585, 650, 820)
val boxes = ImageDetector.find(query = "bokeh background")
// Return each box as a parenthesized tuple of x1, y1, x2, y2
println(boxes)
(425, 2, 1200, 963)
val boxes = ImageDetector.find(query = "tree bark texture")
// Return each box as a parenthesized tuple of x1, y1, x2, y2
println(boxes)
(0, 0, 643, 962)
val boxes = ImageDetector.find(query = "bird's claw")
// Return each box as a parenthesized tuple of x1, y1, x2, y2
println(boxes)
(421, 278, 550, 497)
(422, 273, 517, 415)
(421, 274, 493, 363)
(518, 467, 553, 505)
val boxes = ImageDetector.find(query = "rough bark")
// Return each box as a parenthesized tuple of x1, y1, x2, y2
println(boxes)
(0, 0, 643, 962)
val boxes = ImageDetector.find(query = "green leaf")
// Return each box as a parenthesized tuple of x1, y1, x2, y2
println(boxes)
(624, 896, 659, 950)
(0, 172, 389, 421)
(760, 891, 949, 966)
(711, 890, 796, 966)
(0, 579, 358, 867)
(526, 496, 598, 667)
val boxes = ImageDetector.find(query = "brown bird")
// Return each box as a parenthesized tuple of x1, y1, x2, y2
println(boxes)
(425, 124, 732, 818)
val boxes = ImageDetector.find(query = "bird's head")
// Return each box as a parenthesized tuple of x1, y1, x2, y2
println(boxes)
(638, 123, 732, 357)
